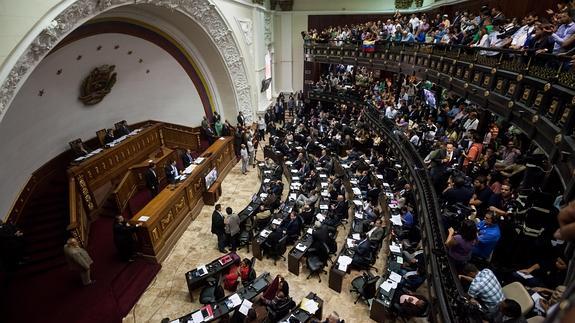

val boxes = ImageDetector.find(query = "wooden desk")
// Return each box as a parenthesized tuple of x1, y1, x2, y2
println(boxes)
(185, 252, 240, 301)
(203, 180, 222, 205)
(287, 233, 313, 276)
(129, 137, 235, 262)
(278, 292, 324, 322)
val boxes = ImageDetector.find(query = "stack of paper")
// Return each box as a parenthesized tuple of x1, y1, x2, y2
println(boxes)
(380, 279, 398, 292)
(316, 214, 326, 222)
(307, 228, 313, 234)
(289, 193, 297, 200)
(264, 179, 270, 183)
(376, 174, 384, 180)
(300, 299, 320, 314)
(352, 187, 362, 195)
(260, 193, 268, 199)
(346, 238, 355, 248)
(352, 233, 361, 240)
(194, 157, 205, 164)
(389, 271, 402, 283)
(319, 174, 327, 178)
(321, 191, 330, 197)
(390, 215, 403, 226)
(292, 177, 300, 181)
(319, 204, 328, 210)
(260, 229, 271, 238)
(389, 244, 401, 254)
(227, 293, 242, 307)
(353, 200, 362, 206)
(238, 299, 253, 315)
(272, 218, 282, 225)
(295, 243, 307, 252)
(338, 255, 352, 271)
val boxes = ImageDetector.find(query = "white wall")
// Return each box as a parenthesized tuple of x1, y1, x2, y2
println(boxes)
(0, 33, 205, 218)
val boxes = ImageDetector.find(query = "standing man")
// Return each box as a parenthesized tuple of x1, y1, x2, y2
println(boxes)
(247, 139, 255, 167)
(211, 204, 227, 253)
(224, 207, 240, 252)
(145, 162, 159, 197)
(164, 160, 178, 185)
(237, 111, 245, 127)
(257, 116, 266, 141)
(113, 216, 140, 262)
(240, 144, 249, 175)
(63, 238, 94, 286)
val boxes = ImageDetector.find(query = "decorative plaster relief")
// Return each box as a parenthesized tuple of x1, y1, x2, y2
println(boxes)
(0, 0, 254, 123)
(235, 17, 253, 46)
(264, 13, 272, 46)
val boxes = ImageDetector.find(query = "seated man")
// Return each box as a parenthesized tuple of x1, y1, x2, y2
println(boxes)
(366, 219, 386, 243)
(394, 290, 429, 317)
(357, 170, 370, 193)
(400, 206, 415, 229)
(300, 204, 315, 225)
(296, 189, 319, 208)
(351, 237, 373, 268)
(282, 211, 302, 244)
(115, 120, 131, 137)
(459, 264, 504, 314)
(182, 148, 194, 168)
(164, 160, 179, 185)
(331, 195, 347, 220)
(104, 128, 115, 144)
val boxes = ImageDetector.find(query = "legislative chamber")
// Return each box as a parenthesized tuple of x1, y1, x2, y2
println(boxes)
(1, 0, 575, 323)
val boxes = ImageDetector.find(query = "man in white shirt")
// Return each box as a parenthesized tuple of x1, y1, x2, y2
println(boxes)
(385, 105, 398, 120)
(463, 112, 479, 135)
(409, 14, 420, 33)
(510, 14, 537, 49)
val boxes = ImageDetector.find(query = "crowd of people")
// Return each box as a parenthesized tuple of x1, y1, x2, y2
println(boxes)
(308, 61, 573, 321)
(302, 1, 575, 57)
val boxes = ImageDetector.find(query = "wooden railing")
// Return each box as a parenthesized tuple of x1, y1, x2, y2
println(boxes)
(66, 177, 89, 247)
(112, 171, 139, 216)
(129, 137, 236, 262)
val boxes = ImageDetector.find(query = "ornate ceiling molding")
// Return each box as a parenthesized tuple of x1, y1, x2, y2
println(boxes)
(0, 0, 254, 123)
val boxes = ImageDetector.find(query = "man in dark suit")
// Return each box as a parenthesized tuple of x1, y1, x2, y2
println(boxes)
(104, 129, 115, 144)
(237, 111, 245, 127)
(283, 212, 302, 244)
(367, 219, 386, 243)
(164, 160, 178, 185)
(145, 162, 160, 197)
(331, 195, 347, 220)
(211, 204, 227, 253)
(182, 149, 194, 168)
(115, 120, 131, 137)
(113, 215, 140, 262)
(358, 170, 370, 193)
(351, 238, 373, 268)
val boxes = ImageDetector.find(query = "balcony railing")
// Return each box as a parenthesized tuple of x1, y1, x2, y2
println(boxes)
(304, 42, 575, 200)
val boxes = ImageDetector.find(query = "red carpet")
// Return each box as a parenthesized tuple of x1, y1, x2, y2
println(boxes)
(0, 217, 160, 323)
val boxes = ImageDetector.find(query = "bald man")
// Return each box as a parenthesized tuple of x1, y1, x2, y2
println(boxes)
(63, 238, 94, 285)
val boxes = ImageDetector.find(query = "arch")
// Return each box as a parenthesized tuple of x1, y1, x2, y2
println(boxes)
(0, 0, 254, 125)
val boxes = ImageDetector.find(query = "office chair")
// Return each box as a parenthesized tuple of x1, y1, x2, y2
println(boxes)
(306, 242, 329, 282)
(238, 219, 254, 252)
(199, 275, 225, 305)
(265, 297, 296, 323)
(266, 235, 287, 265)
(350, 271, 380, 304)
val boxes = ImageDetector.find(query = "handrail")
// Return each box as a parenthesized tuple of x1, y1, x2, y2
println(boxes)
(112, 171, 138, 215)
(67, 176, 88, 247)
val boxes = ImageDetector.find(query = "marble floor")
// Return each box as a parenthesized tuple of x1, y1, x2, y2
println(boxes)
(125, 146, 389, 323)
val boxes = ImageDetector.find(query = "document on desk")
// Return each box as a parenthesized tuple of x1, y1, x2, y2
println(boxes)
(291, 169, 298, 173)
(389, 271, 402, 283)
(350, 179, 358, 185)
(238, 299, 253, 315)
(264, 178, 270, 183)
(352, 233, 361, 240)
(191, 310, 204, 323)
(380, 279, 398, 292)
(316, 214, 325, 222)
(390, 215, 403, 226)
(515, 271, 534, 279)
(321, 191, 330, 197)
(319, 174, 327, 178)
(396, 256, 404, 264)
(228, 293, 242, 307)
(352, 187, 362, 195)
(183, 165, 196, 174)
(194, 157, 205, 164)
(321, 182, 328, 188)
(292, 176, 300, 181)
(319, 204, 328, 210)
(376, 174, 384, 180)
(272, 218, 282, 225)
(260, 229, 271, 238)
(300, 299, 320, 314)
(264, 170, 272, 174)
(353, 200, 362, 206)
(307, 228, 313, 234)
(355, 212, 364, 219)
(285, 161, 293, 166)
(385, 192, 394, 199)
(346, 238, 355, 248)
(137, 216, 150, 222)
(342, 164, 350, 169)
(389, 244, 401, 254)
(295, 243, 307, 252)
(289, 193, 297, 200)
(260, 193, 268, 199)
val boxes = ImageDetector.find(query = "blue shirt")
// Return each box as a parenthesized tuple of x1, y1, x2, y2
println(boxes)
(472, 221, 501, 259)
(552, 21, 575, 53)
(402, 211, 414, 228)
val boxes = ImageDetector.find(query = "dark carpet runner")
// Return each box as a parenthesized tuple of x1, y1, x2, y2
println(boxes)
(0, 217, 160, 323)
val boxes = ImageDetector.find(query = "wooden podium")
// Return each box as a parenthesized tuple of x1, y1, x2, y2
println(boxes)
(203, 179, 222, 205)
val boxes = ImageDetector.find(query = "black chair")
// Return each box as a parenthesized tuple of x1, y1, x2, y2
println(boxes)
(266, 297, 296, 323)
(199, 275, 225, 305)
(350, 271, 380, 304)
(306, 242, 329, 282)
(238, 218, 254, 252)
(266, 235, 287, 265)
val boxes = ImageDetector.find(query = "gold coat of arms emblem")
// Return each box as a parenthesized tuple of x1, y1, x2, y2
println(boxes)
(79, 65, 117, 105)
